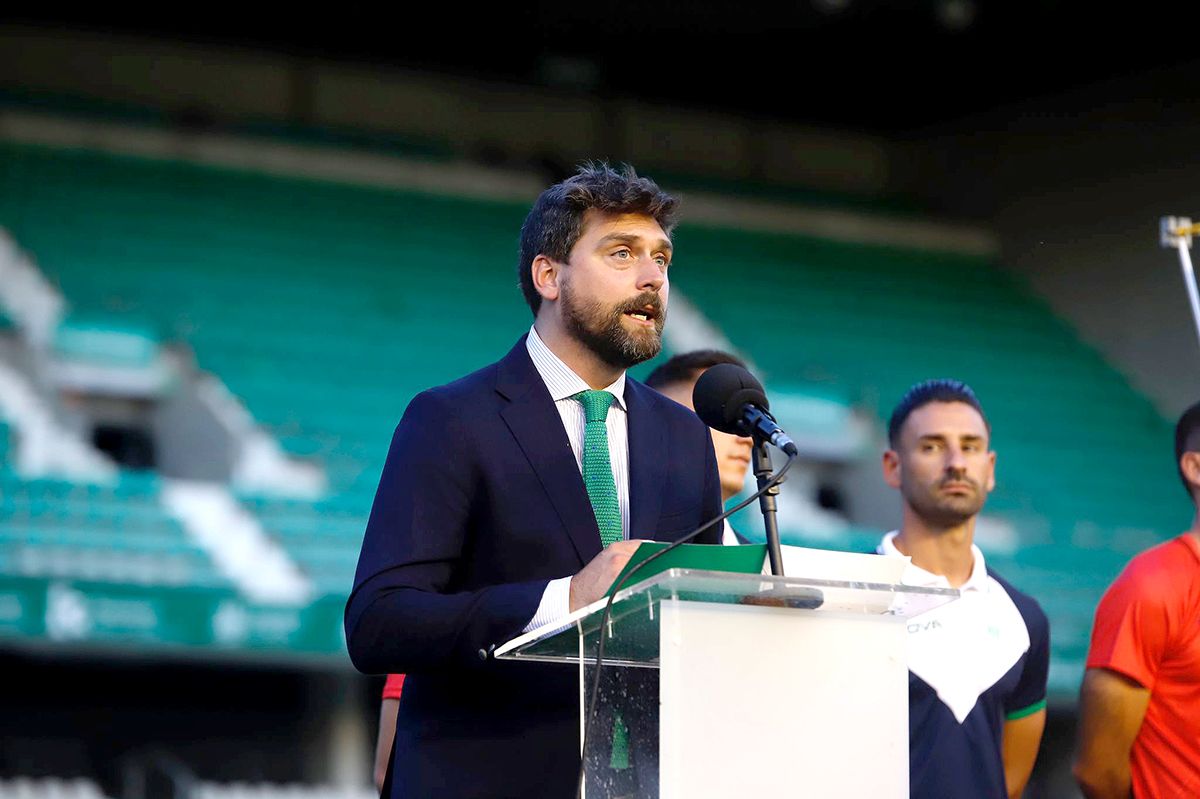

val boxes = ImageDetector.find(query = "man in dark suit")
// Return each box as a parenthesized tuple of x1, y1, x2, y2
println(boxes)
(345, 163, 723, 798)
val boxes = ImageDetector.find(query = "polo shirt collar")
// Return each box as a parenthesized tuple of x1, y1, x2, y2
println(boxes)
(879, 530, 989, 593)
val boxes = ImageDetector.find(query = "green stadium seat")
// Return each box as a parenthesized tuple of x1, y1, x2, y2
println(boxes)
(0, 458, 230, 589)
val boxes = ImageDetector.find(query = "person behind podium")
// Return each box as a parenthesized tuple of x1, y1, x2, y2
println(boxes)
(644, 350, 754, 544)
(877, 379, 1049, 799)
(345, 162, 723, 798)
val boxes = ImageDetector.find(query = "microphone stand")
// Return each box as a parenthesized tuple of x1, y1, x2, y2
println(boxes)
(753, 439, 786, 576)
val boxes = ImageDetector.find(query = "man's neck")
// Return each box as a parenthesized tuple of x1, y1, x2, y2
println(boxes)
(533, 319, 623, 390)
(893, 508, 977, 588)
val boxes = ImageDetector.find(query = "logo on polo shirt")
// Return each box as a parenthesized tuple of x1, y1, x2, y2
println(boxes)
(908, 619, 944, 634)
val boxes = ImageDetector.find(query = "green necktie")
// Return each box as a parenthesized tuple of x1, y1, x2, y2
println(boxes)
(574, 389, 629, 771)
(574, 389, 622, 548)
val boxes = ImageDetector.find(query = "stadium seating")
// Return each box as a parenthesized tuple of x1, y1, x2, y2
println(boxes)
(0, 142, 533, 603)
(0, 778, 376, 799)
(192, 783, 376, 799)
(238, 495, 370, 596)
(0, 140, 1186, 696)
(0, 469, 229, 588)
(0, 777, 110, 799)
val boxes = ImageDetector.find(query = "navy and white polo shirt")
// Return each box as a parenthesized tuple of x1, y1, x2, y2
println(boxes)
(878, 532, 1050, 799)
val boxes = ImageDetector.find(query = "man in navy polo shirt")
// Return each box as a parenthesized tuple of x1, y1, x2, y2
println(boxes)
(879, 379, 1049, 799)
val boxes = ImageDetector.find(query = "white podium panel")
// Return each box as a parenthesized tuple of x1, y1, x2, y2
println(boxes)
(659, 599, 907, 798)
(496, 568, 958, 798)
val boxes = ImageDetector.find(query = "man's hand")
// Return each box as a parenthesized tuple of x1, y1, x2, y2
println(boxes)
(569, 540, 649, 612)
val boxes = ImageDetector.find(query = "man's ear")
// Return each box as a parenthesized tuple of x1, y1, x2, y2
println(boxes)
(532, 254, 562, 303)
(882, 449, 902, 489)
(986, 450, 997, 492)
(1181, 451, 1200, 495)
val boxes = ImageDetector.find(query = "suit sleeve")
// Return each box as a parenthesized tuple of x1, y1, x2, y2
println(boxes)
(344, 389, 548, 675)
(697, 420, 724, 545)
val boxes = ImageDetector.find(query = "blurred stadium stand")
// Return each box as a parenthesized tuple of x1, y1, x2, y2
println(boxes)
(0, 777, 375, 799)
(191, 784, 375, 799)
(0, 470, 225, 587)
(0, 777, 109, 799)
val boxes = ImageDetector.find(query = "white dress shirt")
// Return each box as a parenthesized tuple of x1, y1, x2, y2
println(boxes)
(522, 326, 631, 631)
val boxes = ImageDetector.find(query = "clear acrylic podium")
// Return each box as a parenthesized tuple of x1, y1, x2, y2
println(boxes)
(496, 568, 959, 799)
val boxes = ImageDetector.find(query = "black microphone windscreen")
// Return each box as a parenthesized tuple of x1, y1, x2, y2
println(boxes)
(692, 363, 769, 435)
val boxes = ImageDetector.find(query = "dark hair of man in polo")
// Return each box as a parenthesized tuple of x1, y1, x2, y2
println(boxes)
(888, 379, 990, 448)
(517, 162, 679, 316)
(644, 349, 748, 391)
(1173, 400, 1200, 497)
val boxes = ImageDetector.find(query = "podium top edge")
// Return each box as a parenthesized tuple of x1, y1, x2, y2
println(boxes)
(648, 568, 963, 597)
(494, 568, 960, 659)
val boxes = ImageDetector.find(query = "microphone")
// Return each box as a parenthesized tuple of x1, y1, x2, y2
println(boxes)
(693, 362, 792, 577)
(692, 364, 799, 456)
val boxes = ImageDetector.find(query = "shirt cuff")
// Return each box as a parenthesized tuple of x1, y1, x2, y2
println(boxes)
(523, 576, 573, 632)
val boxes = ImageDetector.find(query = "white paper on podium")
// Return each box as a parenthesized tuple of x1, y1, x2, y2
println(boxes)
(776, 544, 909, 583)
(771, 545, 912, 614)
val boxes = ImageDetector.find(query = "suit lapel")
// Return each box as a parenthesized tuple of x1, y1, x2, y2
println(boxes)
(625, 379, 667, 541)
(496, 337, 601, 566)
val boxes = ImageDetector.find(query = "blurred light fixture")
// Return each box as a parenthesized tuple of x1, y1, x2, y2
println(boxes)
(936, 0, 977, 31)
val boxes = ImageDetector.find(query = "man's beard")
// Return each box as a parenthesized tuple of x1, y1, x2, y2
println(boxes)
(902, 475, 986, 529)
(561, 285, 665, 370)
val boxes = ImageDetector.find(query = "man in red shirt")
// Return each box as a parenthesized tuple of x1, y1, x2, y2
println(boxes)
(1073, 401, 1200, 798)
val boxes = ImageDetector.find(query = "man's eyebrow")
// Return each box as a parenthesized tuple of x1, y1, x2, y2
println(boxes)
(916, 433, 986, 443)
(595, 233, 673, 252)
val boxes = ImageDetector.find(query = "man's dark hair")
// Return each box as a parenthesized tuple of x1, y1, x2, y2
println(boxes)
(517, 162, 678, 316)
(1173, 400, 1200, 496)
(888, 379, 990, 448)
(644, 349, 748, 390)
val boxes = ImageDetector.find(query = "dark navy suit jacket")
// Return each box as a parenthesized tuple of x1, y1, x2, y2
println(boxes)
(345, 336, 723, 798)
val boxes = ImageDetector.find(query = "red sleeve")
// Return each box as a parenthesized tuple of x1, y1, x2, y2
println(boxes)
(382, 673, 406, 700)
(1086, 558, 1172, 690)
